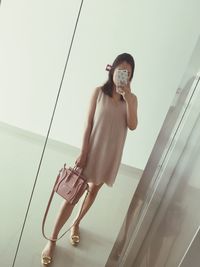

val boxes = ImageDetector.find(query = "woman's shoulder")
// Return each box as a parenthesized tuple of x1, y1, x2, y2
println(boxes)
(92, 86, 103, 100)
(131, 92, 138, 102)
(89, 87, 103, 105)
(94, 86, 102, 94)
(90, 87, 101, 97)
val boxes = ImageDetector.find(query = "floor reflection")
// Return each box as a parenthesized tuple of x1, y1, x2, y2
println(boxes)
(0, 124, 141, 267)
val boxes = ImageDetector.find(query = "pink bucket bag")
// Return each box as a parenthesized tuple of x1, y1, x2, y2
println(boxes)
(42, 163, 89, 241)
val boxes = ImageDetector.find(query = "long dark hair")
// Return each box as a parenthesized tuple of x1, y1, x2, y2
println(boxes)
(102, 53, 135, 100)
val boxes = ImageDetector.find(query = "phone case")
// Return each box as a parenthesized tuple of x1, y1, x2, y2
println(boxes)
(116, 69, 128, 86)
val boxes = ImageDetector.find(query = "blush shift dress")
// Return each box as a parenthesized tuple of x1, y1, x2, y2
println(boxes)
(82, 89, 128, 187)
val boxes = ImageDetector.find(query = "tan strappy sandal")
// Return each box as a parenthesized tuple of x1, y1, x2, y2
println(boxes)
(70, 225, 80, 246)
(41, 255, 52, 265)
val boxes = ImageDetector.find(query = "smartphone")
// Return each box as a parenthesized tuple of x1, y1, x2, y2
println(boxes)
(115, 69, 128, 86)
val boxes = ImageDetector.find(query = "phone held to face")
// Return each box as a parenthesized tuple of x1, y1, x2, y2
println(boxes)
(115, 69, 128, 95)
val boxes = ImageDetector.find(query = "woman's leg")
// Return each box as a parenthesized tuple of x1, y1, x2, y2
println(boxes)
(70, 182, 103, 244)
(42, 200, 75, 261)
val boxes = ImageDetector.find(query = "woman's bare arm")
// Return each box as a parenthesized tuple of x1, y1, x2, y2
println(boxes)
(124, 93, 138, 130)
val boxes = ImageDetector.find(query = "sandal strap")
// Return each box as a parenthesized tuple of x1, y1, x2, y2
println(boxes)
(42, 255, 52, 265)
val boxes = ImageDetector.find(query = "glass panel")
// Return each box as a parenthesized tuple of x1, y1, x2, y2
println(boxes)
(133, 83, 200, 266)
(0, 1, 82, 266)
(180, 228, 200, 267)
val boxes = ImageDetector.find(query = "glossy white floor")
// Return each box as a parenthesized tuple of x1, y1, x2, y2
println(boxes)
(0, 122, 142, 267)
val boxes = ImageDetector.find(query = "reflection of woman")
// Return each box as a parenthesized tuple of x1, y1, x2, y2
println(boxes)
(41, 53, 138, 265)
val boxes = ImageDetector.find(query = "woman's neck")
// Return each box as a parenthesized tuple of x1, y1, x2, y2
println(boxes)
(112, 87, 121, 100)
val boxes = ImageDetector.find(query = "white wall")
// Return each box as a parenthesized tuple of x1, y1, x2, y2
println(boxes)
(0, 0, 200, 169)
(0, 0, 82, 135)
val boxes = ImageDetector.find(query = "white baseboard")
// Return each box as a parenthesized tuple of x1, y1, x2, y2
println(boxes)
(0, 121, 143, 178)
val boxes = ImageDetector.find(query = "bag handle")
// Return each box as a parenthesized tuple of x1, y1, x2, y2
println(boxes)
(42, 167, 89, 242)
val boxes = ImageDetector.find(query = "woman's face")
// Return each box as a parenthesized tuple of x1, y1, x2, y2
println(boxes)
(113, 61, 132, 86)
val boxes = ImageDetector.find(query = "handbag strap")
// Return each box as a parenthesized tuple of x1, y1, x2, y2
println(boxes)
(42, 169, 89, 242)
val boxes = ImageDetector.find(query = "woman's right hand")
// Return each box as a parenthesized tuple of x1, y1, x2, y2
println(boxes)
(75, 153, 87, 169)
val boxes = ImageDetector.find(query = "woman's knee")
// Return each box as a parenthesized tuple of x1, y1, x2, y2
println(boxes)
(88, 183, 103, 197)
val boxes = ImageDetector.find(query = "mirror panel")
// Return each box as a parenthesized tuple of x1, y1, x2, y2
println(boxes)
(0, 0, 200, 267)
(0, 1, 83, 266)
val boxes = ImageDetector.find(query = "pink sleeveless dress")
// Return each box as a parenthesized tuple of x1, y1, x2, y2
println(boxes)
(82, 89, 128, 187)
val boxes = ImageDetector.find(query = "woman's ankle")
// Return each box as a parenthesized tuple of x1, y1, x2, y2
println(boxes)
(49, 237, 57, 243)
(73, 221, 80, 228)
(42, 240, 56, 258)
(71, 224, 80, 235)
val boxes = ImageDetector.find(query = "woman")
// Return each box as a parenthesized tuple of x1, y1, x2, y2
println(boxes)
(41, 53, 138, 265)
